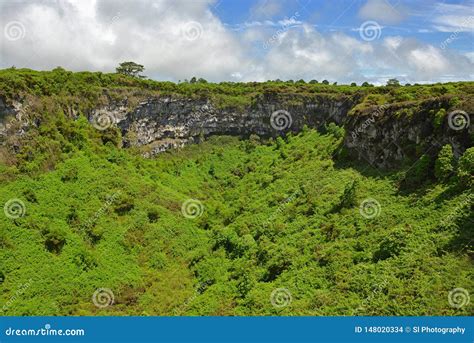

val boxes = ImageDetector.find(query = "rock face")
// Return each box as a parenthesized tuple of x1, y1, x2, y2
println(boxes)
(113, 95, 472, 168)
(1, 93, 472, 168)
(0, 98, 28, 144)
(113, 94, 357, 156)
(344, 98, 473, 168)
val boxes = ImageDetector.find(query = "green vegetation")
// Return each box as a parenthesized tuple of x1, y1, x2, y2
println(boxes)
(458, 147, 474, 186)
(115, 61, 146, 79)
(435, 145, 455, 181)
(1, 68, 472, 112)
(0, 69, 472, 316)
(1, 129, 473, 315)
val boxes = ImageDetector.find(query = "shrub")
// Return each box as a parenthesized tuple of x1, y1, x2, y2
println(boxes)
(435, 144, 454, 181)
(114, 194, 135, 215)
(458, 147, 474, 185)
(332, 180, 358, 212)
(44, 227, 67, 254)
(373, 227, 407, 261)
(433, 108, 446, 129)
(325, 123, 345, 139)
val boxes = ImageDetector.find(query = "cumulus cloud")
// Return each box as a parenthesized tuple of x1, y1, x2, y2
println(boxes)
(0, 0, 472, 84)
(0, 0, 248, 81)
(255, 25, 372, 82)
(372, 37, 470, 81)
(250, 25, 473, 84)
(358, 0, 407, 25)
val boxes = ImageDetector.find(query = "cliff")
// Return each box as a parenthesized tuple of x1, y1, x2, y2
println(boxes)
(0, 70, 472, 169)
(88, 94, 472, 168)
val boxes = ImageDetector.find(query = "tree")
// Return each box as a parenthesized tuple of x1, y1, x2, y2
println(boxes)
(386, 78, 400, 87)
(330, 180, 358, 214)
(190, 77, 197, 84)
(309, 80, 318, 84)
(457, 147, 474, 185)
(322, 80, 329, 85)
(350, 82, 357, 87)
(361, 81, 372, 87)
(116, 61, 145, 78)
(339, 180, 358, 209)
(435, 144, 454, 181)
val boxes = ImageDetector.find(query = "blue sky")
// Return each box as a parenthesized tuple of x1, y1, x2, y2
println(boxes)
(214, 0, 473, 53)
(0, 0, 473, 84)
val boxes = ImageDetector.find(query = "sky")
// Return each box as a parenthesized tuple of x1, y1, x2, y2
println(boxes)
(0, 0, 473, 84)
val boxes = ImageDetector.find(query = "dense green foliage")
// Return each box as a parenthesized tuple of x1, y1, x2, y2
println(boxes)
(1, 126, 472, 315)
(1, 68, 472, 113)
(435, 145, 455, 181)
(0, 69, 472, 316)
(115, 62, 146, 79)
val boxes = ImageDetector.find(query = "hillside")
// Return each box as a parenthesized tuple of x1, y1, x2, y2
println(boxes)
(0, 69, 473, 316)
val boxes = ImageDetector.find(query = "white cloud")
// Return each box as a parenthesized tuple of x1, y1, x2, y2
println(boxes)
(0, 0, 248, 81)
(465, 52, 474, 63)
(358, 0, 407, 25)
(372, 37, 473, 82)
(0, 0, 472, 84)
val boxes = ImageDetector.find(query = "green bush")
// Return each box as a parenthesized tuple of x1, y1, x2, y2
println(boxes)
(435, 144, 454, 181)
(433, 108, 446, 129)
(458, 147, 474, 185)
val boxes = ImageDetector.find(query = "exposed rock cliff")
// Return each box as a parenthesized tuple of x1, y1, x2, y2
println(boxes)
(1, 93, 472, 169)
(112, 94, 356, 155)
(345, 97, 473, 168)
